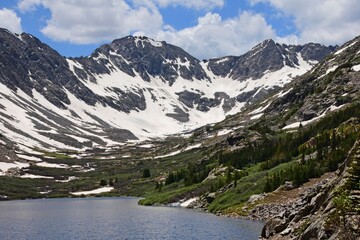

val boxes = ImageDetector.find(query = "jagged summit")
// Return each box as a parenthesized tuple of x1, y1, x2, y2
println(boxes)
(261, 34, 360, 130)
(207, 38, 334, 81)
(75, 34, 208, 84)
(0, 28, 336, 149)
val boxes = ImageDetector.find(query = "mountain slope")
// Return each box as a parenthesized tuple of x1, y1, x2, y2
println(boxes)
(0, 29, 359, 239)
(0, 28, 333, 150)
(264, 35, 360, 130)
(135, 34, 360, 239)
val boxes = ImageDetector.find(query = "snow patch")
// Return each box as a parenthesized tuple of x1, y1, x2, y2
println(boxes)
(249, 102, 271, 115)
(250, 113, 264, 120)
(70, 187, 114, 196)
(16, 154, 42, 162)
(334, 41, 357, 55)
(148, 38, 163, 47)
(276, 88, 293, 98)
(352, 64, 360, 71)
(39, 190, 52, 194)
(0, 161, 30, 172)
(36, 162, 69, 169)
(184, 143, 202, 151)
(282, 104, 342, 130)
(217, 129, 233, 136)
(215, 58, 229, 64)
(154, 150, 181, 159)
(139, 144, 154, 149)
(20, 174, 53, 179)
(55, 176, 77, 183)
(180, 197, 199, 207)
(326, 65, 338, 74)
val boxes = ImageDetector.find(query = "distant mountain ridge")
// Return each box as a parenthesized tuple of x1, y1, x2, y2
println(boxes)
(0, 28, 334, 150)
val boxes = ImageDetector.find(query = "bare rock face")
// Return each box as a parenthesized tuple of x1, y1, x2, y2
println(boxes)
(76, 36, 209, 85)
(261, 218, 285, 238)
(257, 140, 360, 240)
(265, 36, 360, 129)
(0, 27, 336, 148)
(207, 39, 334, 81)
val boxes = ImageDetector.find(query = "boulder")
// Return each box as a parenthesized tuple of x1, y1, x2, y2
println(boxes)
(247, 193, 266, 204)
(280, 227, 292, 236)
(206, 192, 216, 203)
(293, 205, 313, 222)
(261, 218, 283, 238)
(283, 181, 294, 190)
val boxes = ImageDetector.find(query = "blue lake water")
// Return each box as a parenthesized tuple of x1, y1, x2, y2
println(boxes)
(0, 197, 263, 240)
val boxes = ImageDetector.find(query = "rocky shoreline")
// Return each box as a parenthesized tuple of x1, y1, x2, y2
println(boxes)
(183, 168, 358, 240)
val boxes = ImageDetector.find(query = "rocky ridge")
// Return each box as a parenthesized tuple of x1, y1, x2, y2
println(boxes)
(156, 34, 360, 240)
(264, 35, 360, 129)
(257, 140, 360, 240)
(0, 27, 334, 150)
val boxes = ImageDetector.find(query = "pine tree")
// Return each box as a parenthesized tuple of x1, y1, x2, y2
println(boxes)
(264, 177, 272, 192)
(100, 179, 107, 186)
(226, 166, 232, 184)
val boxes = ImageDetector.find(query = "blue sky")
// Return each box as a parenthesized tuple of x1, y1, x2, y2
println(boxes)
(0, 0, 359, 59)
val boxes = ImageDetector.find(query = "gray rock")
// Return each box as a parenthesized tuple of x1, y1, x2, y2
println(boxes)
(280, 227, 292, 236)
(261, 218, 283, 238)
(283, 181, 294, 190)
(206, 192, 216, 203)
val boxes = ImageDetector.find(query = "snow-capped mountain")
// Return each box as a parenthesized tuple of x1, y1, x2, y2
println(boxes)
(0, 28, 334, 150)
(264, 35, 360, 129)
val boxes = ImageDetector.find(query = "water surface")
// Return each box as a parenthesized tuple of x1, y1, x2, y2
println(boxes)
(0, 197, 263, 240)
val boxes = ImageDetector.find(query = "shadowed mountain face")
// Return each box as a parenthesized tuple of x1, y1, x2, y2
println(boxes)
(0, 28, 334, 149)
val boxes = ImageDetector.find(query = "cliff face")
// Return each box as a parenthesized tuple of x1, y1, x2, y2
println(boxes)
(258, 140, 360, 240)
(0, 28, 334, 149)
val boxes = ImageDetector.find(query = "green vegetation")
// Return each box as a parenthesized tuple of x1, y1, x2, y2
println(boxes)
(142, 168, 151, 178)
(1, 100, 359, 223)
(139, 102, 360, 214)
(325, 140, 360, 238)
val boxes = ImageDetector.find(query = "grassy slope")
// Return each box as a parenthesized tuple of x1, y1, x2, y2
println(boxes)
(1, 102, 359, 224)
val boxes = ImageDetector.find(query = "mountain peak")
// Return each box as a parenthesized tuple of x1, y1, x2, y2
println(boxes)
(133, 35, 165, 48)
(0, 27, 337, 149)
(261, 38, 276, 46)
(250, 39, 276, 51)
(108, 35, 166, 50)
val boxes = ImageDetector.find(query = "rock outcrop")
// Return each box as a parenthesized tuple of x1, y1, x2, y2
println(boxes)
(258, 141, 360, 240)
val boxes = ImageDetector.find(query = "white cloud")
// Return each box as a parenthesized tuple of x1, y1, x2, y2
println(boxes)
(0, 8, 23, 33)
(18, 0, 42, 12)
(151, 0, 224, 10)
(18, 0, 163, 44)
(16, 0, 274, 59)
(154, 12, 276, 59)
(12, 0, 360, 60)
(251, 0, 360, 45)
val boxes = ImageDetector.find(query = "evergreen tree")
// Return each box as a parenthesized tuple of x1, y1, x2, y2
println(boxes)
(226, 166, 232, 184)
(100, 179, 107, 186)
(142, 168, 151, 178)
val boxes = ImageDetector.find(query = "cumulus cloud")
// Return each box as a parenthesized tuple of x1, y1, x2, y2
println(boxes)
(151, 0, 224, 10)
(251, 0, 360, 45)
(18, 0, 359, 59)
(155, 12, 276, 59)
(18, 0, 42, 12)
(0, 8, 23, 33)
(18, 0, 163, 44)
(17, 0, 274, 59)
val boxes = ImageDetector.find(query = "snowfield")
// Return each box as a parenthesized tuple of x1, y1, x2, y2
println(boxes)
(0, 50, 315, 150)
(70, 187, 114, 196)
(0, 162, 29, 173)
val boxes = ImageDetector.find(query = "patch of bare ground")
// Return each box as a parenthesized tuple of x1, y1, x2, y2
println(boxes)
(227, 172, 337, 221)
(263, 172, 336, 206)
